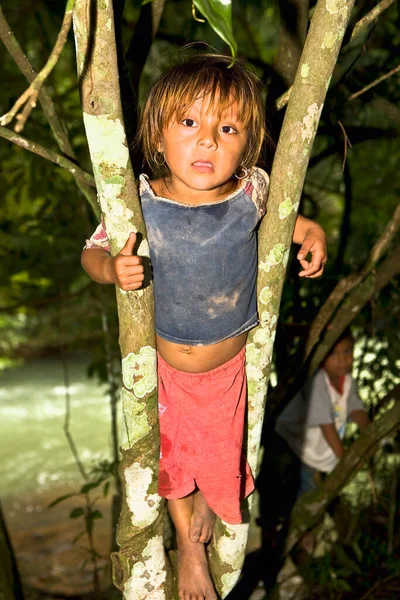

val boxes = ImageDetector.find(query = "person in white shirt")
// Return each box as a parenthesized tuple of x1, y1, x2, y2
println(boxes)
(274, 329, 370, 554)
(276, 329, 370, 492)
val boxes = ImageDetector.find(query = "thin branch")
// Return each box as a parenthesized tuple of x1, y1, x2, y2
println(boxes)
(0, 0, 76, 132)
(0, 126, 96, 187)
(348, 63, 400, 101)
(338, 119, 353, 172)
(275, 0, 397, 110)
(275, 87, 291, 112)
(305, 202, 400, 358)
(0, 4, 99, 216)
(309, 242, 400, 373)
(99, 295, 122, 554)
(60, 335, 89, 481)
(334, 158, 352, 270)
(350, 0, 397, 41)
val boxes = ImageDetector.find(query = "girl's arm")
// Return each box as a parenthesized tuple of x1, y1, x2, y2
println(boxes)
(293, 214, 327, 278)
(81, 232, 144, 291)
(320, 423, 345, 459)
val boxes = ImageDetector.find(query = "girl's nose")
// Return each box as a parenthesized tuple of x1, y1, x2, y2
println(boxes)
(197, 127, 218, 150)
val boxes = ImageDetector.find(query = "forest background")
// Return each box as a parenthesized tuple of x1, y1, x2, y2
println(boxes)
(0, 0, 399, 599)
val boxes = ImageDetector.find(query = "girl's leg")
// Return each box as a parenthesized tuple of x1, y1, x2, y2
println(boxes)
(189, 489, 216, 543)
(168, 494, 217, 600)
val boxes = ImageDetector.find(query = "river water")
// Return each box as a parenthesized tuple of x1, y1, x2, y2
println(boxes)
(0, 356, 113, 497)
(0, 357, 117, 595)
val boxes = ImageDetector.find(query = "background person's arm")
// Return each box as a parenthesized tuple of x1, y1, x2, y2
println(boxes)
(349, 409, 370, 430)
(320, 423, 345, 459)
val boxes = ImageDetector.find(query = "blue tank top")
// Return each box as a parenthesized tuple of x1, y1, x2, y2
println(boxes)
(140, 167, 269, 345)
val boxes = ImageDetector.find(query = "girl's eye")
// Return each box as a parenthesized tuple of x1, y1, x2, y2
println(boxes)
(221, 125, 237, 134)
(182, 118, 196, 127)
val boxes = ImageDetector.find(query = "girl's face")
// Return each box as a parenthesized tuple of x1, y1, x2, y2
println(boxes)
(323, 337, 354, 379)
(158, 95, 248, 203)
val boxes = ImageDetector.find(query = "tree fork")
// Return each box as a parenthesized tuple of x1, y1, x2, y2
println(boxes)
(72, 0, 358, 597)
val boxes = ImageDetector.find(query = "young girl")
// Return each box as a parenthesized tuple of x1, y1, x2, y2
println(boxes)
(82, 54, 327, 600)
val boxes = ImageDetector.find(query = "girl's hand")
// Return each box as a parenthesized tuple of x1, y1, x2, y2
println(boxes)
(110, 232, 145, 290)
(297, 225, 327, 278)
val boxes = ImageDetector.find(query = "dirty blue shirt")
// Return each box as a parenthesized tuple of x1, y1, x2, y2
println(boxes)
(140, 168, 269, 345)
(85, 167, 269, 346)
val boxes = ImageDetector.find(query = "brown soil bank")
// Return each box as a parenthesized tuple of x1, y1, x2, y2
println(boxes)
(4, 486, 115, 598)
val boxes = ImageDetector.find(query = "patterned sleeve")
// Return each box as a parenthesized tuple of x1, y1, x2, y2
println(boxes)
(84, 217, 110, 252)
(244, 167, 270, 219)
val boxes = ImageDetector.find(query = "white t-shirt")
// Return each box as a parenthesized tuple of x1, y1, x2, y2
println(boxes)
(275, 369, 365, 473)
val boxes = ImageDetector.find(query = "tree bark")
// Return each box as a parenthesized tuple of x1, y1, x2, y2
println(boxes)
(73, 1, 173, 597)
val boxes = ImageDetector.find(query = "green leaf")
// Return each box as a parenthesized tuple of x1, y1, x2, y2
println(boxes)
(90, 510, 103, 520)
(193, 0, 237, 58)
(48, 493, 77, 508)
(103, 481, 110, 497)
(70, 507, 85, 519)
(80, 479, 102, 494)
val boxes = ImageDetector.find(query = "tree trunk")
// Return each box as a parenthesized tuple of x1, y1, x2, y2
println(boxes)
(73, 1, 173, 597)
(73, 0, 356, 597)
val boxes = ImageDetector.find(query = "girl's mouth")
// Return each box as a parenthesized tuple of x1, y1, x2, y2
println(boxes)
(192, 161, 214, 171)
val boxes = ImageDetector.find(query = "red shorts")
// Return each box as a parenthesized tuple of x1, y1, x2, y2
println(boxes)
(157, 347, 254, 524)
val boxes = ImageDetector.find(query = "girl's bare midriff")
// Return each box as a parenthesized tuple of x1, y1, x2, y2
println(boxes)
(156, 331, 248, 373)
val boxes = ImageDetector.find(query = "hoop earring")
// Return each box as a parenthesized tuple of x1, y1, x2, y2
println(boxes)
(235, 165, 248, 180)
(153, 151, 166, 166)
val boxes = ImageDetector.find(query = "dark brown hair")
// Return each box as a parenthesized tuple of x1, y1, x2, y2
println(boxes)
(138, 54, 267, 175)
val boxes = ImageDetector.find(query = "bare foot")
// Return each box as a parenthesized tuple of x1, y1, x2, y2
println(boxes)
(177, 536, 217, 600)
(189, 490, 216, 543)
